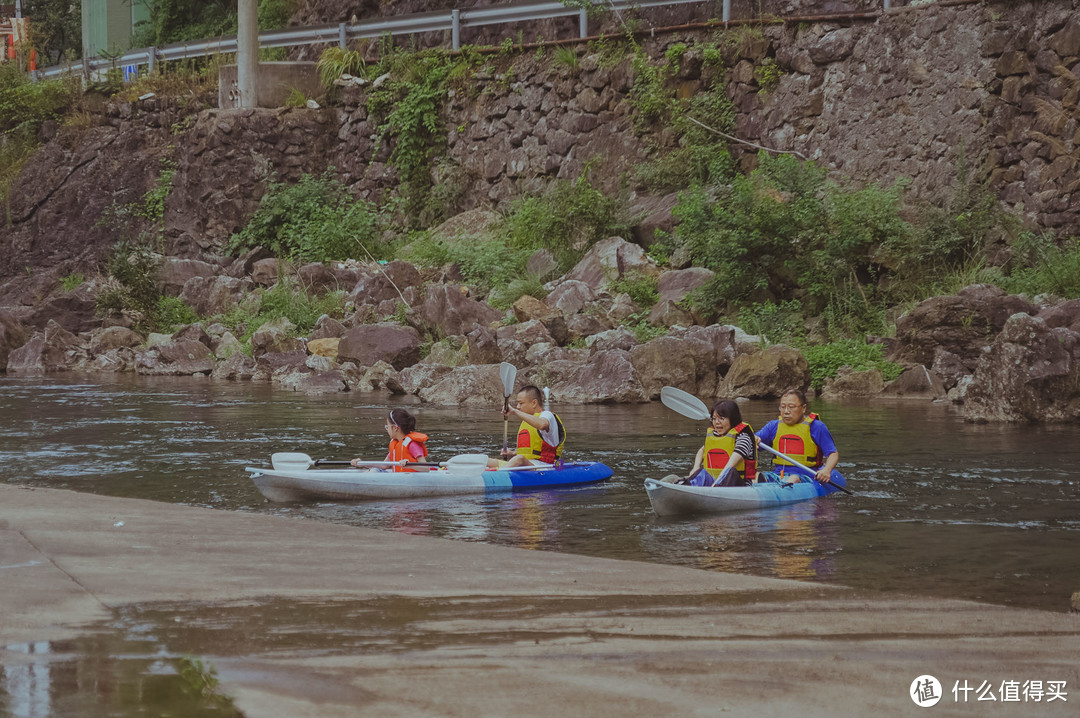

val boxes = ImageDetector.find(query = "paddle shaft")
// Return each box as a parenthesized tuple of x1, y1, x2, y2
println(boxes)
(314, 459, 433, 469)
(758, 444, 853, 495)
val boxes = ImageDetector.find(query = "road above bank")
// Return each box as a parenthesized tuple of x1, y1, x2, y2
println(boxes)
(2, 483, 1077, 716)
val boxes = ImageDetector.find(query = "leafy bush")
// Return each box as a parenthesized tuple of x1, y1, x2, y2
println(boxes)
(608, 272, 659, 309)
(95, 241, 180, 332)
(0, 64, 74, 133)
(732, 300, 805, 345)
(801, 340, 904, 392)
(504, 173, 626, 271)
(1002, 233, 1080, 298)
(214, 279, 347, 350)
(228, 172, 386, 262)
(402, 231, 532, 296)
(316, 47, 367, 88)
(489, 276, 549, 309)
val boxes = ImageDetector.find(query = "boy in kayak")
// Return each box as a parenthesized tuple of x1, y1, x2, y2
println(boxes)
(755, 389, 839, 484)
(352, 408, 430, 472)
(487, 385, 565, 469)
(679, 399, 757, 486)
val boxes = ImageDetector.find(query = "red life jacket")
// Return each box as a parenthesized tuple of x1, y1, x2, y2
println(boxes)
(388, 431, 428, 472)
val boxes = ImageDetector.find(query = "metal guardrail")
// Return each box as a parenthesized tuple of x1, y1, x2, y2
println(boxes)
(38, 0, 713, 79)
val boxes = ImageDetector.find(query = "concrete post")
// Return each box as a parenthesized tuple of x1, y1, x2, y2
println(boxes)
(579, 8, 587, 38)
(723, 0, 731, 22)
(339, 22, 347, 50)
(451, 9, 460, 51)
(237, 0, 258, 108)
(148, 47, 156, 74)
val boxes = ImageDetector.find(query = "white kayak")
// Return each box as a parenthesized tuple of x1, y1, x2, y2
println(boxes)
(644, 471, 845, 516)
(247, 452, 613, 502)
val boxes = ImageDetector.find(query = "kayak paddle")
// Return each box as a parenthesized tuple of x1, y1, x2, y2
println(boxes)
(659, 385, 852, 494)
(499, 361, 517, 458)
(270, 452, 463, 473)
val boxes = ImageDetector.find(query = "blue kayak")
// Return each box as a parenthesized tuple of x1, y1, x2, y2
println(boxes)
(644, 468, 846, 516)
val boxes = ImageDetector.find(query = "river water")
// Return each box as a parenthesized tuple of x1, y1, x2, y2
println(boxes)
(2, 375, 1078, 613)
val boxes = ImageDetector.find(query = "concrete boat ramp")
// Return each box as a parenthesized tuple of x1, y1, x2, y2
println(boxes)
(1, 483, 1077, 716)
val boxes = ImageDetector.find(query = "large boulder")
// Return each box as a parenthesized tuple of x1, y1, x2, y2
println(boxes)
(417, 364, 504, 406)
(882, 365, 947, 399)
(134, 339, 215, 376)
(630, 325, 736, 399)
(628, 192, 680, 247)
(0, 310, 30, 370)
(544, 280, 596, 316)
(1037, 298, 1080, 335)
(496, 320, 556, 367)
(466, 325, 501, 365)
(561, 237, 660, 290)
(338, 322, 424, 371)
(6, 321, 87, 373)
(656, 267, 714, 304)
(159, 258, 220, 296)
(892, 285, 1039, 368)
(719, 345, 810, 399)
(350, 261, 423, 305)
(821, 367, 885, 400)
(964, 313, 1080, 422)
(211, 352, 257, 381)
(24, 289, 98, 334)
(180, 275, 250, 316)
(416, 283, 502, 337)
(89, 326, 144, 355)
(398, 363, 455, 395)
(251, 317, 305, 357)
(540, 349, 649, 404)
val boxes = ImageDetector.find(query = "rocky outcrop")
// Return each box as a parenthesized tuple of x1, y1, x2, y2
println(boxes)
(964, 313, 1080, 422)
(338, 322, 423, 370)
(719, 345, 810, 399)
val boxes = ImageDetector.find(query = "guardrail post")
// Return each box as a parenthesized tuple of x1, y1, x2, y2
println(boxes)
(723, 0, 731, 23)
(148, 47, 156, 74)
(338, 22, 347, 49)
(579, 8, 588, 38)
(451, 9, 460, 51)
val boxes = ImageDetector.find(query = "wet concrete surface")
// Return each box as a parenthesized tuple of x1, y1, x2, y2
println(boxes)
(2, 483, 1079, 716)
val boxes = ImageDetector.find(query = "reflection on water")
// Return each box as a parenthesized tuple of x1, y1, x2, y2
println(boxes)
(1, 375, 1079, 615)
(0, 639, 240, 718)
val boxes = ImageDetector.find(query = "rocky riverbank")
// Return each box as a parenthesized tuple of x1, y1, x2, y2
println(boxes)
(3, 220, 1079, 423)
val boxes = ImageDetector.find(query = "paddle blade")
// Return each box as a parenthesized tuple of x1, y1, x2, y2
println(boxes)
(443, 453, 491, 477)
(499, 362, 517, 397)
(660, 386, 710, 421)
(271, 452, 313, 471)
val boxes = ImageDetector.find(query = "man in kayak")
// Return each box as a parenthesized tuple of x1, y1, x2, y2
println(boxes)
(755, 389, 839, 484)
(352, 408, 430, 472)
(680, 399, 757, 486)
(487, 385, 565, 469)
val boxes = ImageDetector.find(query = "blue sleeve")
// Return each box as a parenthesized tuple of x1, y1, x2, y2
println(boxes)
(809, 420, 837, 456)
(756, 420, 778, 445)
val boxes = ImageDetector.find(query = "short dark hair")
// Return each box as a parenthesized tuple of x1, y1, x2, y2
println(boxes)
(518, 385, 543, 403)
(711, 399, 742, 425)
(388, 408, 416, 434)
(781, 389, 808, 405)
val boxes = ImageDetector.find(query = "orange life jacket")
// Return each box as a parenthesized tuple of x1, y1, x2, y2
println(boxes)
(704, 422, 757, 482)
(772, 414, 821, 468)
(516, 412, 565, 463)
(388, 431, 428, 472)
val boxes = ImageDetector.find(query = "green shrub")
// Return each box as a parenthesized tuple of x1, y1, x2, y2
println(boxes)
(60, 273, 85, 292)
(214, 279, 347, 350)
(504, 172, 626, 271)
(488, 275, 549, 309)
(608, 272, 659, 309)
(156, 295, 199, 333)
(402, 231, 531, 296)
(228, 171, 386, 262)
(801, 340, 904, 392)
(316, 47, 367, 88)
(1002, 233, 1080, 298)
(0, 64, 74, 133)
(732, 300, 804, 345)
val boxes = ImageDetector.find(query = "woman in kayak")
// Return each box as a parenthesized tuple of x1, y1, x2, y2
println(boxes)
(351, 408, 430, 472)
(681, 399, 757, 486)
(755, 389, 839, 484)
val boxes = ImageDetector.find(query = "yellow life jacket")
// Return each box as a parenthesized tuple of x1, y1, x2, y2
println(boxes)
(772, 414, 821, 468)
(516, 412, 565, 463)
(704, 422, 756, 481)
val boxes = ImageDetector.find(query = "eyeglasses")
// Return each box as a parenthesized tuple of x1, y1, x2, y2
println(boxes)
(711, 415, 727, 423)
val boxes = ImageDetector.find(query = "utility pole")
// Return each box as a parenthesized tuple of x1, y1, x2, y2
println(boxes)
(237, 0, 258, 108)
